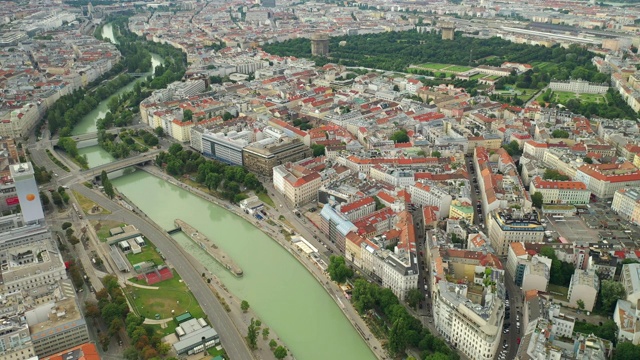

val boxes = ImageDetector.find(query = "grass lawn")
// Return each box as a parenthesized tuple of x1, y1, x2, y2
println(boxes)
(554, 91, 579, 103)
(126, 271, 205, 320)
(207, 346, 227, 358)
(418, 62, 450, 70)
(447, 65, 473, 73)
(470, 73, 485, 80)
(548, 284, 569, 301)
(93, 220, 127, 242)
(532, 62, 556, 71)
(147, 321, 179, 337)
(579, 93, 605, 103)
(126, 240, 163, 266)
(257, 192, 275, 208)
(73, 190, 111, 215)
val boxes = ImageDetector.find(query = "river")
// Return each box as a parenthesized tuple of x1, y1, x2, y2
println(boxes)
(111, 171, 375, 360)
(76, 23, 163, 168)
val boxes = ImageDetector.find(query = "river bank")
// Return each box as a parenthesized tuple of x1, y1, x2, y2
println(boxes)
(136, 165, 385, 360)
(112, 180, 292, 360)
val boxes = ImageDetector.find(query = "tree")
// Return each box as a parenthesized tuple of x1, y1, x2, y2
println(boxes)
(241, 300, 250, 313)
(269, 339, 278, 350)
(406, 288, 422, 309)
(311, 144, 326, 157)
(168, 143, 183, 155)
(390, 129, 410, 143)
(223, 111, 234, 121)
(583, 156, 593, 164)
(577, 299, 585, 311)
(154, 126, 164, 137)
(431, 151, 441, 158)
(247, 318, 259, 349)
(502, 140, 522, 156)
(543, 169, 570, 181)
(551, 129, 570, 138)
(183, 109, 193, 121)
(102, 303, 123, 324)
(274, 345, 288, 360)
(388, 318, 409, 355)
(600, 280, 625, 314)
(327, 255, 354, 284)
(40, 192, 50, 207)
(51, 191, 63, 206)
(99, 333, 110, 351)
(103, 180, 115, 199)
(109, 318, 122, 336)
(123, 347, 139, 360)
(373, 196, 385, 210)
(85, 301, 101, 318)
(62, 222, 72, 230)
(532, 192, 543, 209)
(614, 342, 640, 360)
(262, 327, 270, 339)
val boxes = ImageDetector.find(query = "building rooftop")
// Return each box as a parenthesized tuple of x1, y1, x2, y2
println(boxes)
(43, 342, 99, 360)
(27, 297, 84, 339)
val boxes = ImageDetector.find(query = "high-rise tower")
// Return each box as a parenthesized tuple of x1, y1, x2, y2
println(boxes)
(440, 22, 456, 41)
(310, 34, 330, 57)
(10, 162, 44, 224)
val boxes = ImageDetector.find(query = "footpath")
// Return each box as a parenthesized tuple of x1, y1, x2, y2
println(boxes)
(139, 165, 387, 360)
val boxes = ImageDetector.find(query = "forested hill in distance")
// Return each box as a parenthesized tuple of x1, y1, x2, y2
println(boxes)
(261, 30, 601, 81)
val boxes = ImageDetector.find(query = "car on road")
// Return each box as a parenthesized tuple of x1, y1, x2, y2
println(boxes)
(54, 173, 58, 177)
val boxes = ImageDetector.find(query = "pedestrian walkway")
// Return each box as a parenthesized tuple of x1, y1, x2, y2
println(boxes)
(122, 278, 159, 290)
(143, 317, 172, 326)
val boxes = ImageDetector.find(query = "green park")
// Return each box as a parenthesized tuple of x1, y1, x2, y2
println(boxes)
(126, 272, 205, 331)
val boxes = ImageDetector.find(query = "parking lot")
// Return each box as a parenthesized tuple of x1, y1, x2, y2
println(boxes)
(545, 215, 598, 244)
(544, 203, 640, 248)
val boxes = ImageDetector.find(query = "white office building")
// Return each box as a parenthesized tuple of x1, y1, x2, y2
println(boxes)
(201, 131, 250, 166)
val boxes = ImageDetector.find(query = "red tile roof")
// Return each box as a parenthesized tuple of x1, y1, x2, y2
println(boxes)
(340, 197, 374, 214)
(531, 176, 587, 190)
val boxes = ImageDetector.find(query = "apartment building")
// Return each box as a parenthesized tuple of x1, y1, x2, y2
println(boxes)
(319, 204, 356, 253)
(0, 103, 40, 139)
(529, 176, 591, 205)
(488, 210, 545, 256)
(449, 200, 474, 223)
(548, 304, 575, 338)
(337, 197, 375, 221)
(621, 263, 640, 307)
(431, 265, 504, 360)
(542, 148, 582, 179)
(612, 187, 640, 225)
(614, 298, 640, 345)
(567, 269, 599, 312)
(506, 242, 551, 294)
(575, 162, 640, 199)
(409, 181, 452, 219)
(0, 314, 35, 360)
(272, 162, 322, 208)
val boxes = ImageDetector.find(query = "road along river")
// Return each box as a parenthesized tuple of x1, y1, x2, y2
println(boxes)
(111, 170, 375, 360)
